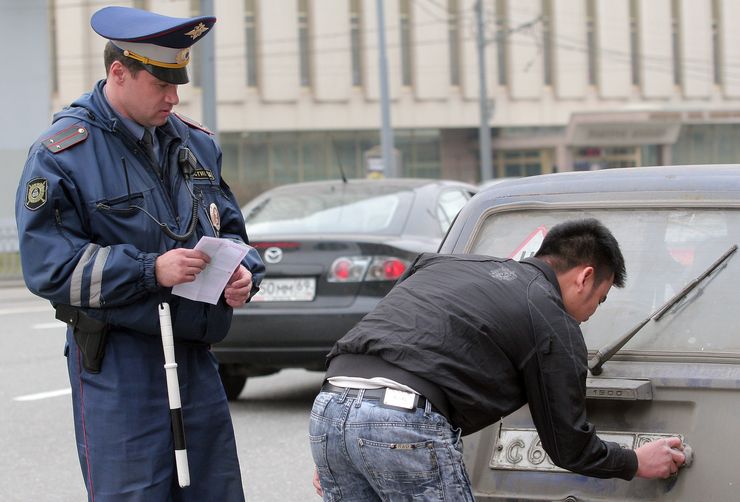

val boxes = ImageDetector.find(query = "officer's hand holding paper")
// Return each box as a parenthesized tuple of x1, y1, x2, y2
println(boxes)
(172, 237, 250, 305)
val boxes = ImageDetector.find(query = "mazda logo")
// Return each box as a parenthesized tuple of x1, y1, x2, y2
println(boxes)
(264, 247, 283, 264)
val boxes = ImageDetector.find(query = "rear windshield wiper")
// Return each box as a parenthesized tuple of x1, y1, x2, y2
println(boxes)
(589, 244, 738, 375)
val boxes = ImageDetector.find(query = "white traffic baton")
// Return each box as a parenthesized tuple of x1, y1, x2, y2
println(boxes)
(158, 302, 190, 488)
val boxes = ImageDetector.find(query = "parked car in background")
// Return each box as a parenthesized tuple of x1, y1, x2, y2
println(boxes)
(440, 165, 740, 501)
(214, 178, 477, 399)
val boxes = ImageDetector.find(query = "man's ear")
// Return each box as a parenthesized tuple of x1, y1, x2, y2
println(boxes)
(576, 266, 595, 293)
(108, 61, 127, 84)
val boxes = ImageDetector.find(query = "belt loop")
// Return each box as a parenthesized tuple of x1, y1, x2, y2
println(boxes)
(337, 387, 350, 404)
(354, 389, 365, 408)
(424, 398, 432, 416)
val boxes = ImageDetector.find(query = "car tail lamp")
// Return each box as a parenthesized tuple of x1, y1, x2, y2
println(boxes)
(328, 256, 409, 282)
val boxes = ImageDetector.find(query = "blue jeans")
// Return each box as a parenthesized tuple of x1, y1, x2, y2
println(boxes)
(309, 389, 474, 501)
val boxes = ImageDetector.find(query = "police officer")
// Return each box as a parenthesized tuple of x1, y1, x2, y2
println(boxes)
(15, 6, 264, 501)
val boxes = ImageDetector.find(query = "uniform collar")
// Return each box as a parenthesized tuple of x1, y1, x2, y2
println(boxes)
(101, 82, 152, 142)
(521, 257, 561, 297)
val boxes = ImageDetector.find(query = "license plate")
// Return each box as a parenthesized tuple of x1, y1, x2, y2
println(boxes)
(489, 425, 682, 473)
(252, 278, 316, 302)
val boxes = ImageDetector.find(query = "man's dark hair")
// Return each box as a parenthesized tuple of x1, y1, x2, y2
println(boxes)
(535, 218, 626, 288)
(103, 41, 146, 76)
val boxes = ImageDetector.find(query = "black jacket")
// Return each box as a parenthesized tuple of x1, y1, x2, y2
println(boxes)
(326, 253, 638, 480)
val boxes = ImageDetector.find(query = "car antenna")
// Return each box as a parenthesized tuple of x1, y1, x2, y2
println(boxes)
(330, 136, 348, 184)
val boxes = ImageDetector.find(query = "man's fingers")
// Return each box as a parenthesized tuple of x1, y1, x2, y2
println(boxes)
(665, 437, 683, 449)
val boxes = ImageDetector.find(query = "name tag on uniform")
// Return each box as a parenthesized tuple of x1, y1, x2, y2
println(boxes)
(382, 388, 418, 410)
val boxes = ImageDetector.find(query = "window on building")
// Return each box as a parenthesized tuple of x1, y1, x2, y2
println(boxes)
(189, 0, 202, 87)
(133, 0, 147, 9)
(350, 0, 363, 86)
(298, 0, 311, 87)
(712, 0, 722, 86)
(220, 130, 443, 203)
(245, 0, 258, 87)
(494, 149, 553, 177)
(400, 0, 413, 87)
(573, 146, 639, 170)
(586, 0, 598, 86)
(495, 0, 508, 86)
(629, 0, 640, 86)
(448, 0, 460, 86)
(671, 0, 682, 87)
(541, 0, 553, 87)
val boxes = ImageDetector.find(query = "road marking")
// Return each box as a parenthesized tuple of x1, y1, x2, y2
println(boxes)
(33, 321, 67, 330)
(14, 388, 71, 402)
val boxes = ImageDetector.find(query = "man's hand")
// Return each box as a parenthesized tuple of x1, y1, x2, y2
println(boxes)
(155, 249, 210, 287)
(313, 466, 323, 497)
(224, 265, 253, 308)
(635, 437, 686, 479)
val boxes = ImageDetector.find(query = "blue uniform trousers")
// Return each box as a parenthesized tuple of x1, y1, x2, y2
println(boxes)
(66, 328, 244, 501)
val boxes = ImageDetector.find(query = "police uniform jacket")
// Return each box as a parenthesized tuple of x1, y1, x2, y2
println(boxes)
(16, 79, 265, 343)
(326, 253, 639, 480)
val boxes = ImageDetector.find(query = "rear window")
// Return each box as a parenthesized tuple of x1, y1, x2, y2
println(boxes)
(243, 183, 414, 235)
(469, 208, 740, 355)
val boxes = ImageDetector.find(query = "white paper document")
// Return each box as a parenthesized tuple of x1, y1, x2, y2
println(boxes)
(171, 237, 250, 305)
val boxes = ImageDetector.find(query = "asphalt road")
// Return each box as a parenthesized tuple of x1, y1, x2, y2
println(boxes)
(0, 285, 324, 501)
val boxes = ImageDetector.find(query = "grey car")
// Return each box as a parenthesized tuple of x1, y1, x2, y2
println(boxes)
(439, 165, 740, 501)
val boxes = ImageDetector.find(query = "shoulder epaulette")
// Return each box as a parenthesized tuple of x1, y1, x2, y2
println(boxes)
(42, 124, 89, 153)
(173, 112, 213, 135)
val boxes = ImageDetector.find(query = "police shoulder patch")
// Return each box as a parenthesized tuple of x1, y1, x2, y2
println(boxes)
(42, 124, 89, 153)
(173, 112, 213, 135)
(25, 177, 48, 210)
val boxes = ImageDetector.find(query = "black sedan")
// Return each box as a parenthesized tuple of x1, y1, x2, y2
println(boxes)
(214, 178, 477, 399)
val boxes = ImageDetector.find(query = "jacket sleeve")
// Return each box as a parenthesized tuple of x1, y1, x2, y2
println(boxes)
(16, 146, 159, 310)
(521, 278, 639, 480)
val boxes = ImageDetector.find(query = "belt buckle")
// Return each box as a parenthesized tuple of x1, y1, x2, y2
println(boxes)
(381, 388, 418, 411)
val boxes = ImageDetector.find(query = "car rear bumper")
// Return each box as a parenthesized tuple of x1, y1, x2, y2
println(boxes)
(212, 296, 380, 372)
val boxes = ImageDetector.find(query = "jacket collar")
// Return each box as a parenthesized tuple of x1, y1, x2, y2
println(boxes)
(54, 80, 188, 143)
(521, 257, 561, 297)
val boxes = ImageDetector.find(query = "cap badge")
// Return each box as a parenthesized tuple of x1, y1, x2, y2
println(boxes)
(175, 48, 191, 65)
(185, 22, 209, 40)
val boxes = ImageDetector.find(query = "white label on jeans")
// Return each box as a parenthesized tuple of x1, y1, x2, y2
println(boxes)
(383, 389, 417, 409)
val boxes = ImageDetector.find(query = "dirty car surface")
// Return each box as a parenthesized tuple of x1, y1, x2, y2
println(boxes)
(439, 165, 740, 501)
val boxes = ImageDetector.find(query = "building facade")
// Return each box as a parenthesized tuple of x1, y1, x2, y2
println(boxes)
(50, 0, 740, 202)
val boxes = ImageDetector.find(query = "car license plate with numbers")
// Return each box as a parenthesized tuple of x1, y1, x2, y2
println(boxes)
(489, 425, 681, 473)
(252, 278, 316, 302)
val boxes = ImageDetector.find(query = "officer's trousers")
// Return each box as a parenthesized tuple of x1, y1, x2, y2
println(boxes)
(66, 328, 245, 502)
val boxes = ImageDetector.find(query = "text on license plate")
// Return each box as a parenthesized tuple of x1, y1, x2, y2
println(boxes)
(489, 425, 682, 473)
(252, 278, 316, 302)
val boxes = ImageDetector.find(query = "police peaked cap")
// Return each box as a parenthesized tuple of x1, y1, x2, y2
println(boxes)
(91, 6, 216, 85)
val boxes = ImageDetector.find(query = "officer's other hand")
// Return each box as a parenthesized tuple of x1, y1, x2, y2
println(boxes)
(634, 437, 686, 479)
(312, 466, 324, 497)
(155, 249, 210, 287)
(224, 265, 253, 308)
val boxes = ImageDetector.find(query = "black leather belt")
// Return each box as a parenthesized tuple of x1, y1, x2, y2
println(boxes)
(321, 382, 431, 410)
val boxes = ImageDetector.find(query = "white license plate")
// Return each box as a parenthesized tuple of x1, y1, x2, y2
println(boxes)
(489, 425, 681, 473)
(252, 278, 316, 302)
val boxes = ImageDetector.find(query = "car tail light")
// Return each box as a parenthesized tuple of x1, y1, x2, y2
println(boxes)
(328, 256, 409, 282)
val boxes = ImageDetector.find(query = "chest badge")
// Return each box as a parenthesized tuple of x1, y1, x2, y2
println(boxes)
(209, 203, 221, 235)
(25, 177, 48, 210)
